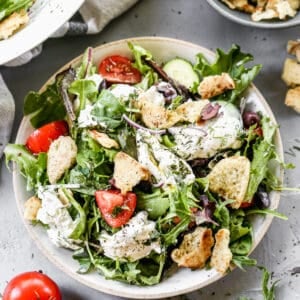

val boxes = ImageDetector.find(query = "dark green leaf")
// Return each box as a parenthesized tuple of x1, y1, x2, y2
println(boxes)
(23, 83, 66, 128)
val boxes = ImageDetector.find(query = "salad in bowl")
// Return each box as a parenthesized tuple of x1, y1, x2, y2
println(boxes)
(5, 38, 285, 298)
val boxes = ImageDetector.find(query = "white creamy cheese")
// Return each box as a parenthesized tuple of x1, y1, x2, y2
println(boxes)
(36, 187, 80, 250)
(99, 212, 161, 262)
(137, 86, 165, 106)
(110, 84, 138, 101)
(77, 104, 98, 128)
(136, 129, 195, 187)
(86, 73, 103, 88)
(169, 101, 243, 160)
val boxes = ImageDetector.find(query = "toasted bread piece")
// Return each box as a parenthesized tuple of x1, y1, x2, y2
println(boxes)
(47, 136, 77, 184)
(89, 130, 119, 149)
(208, 156, 250, 209)
(0, 10, 29, 40)
(221, 0, 256, 13)
(210, 228, 232, 274)
(285, 86, 300, 113)
(113, 152, 150, 194)
(198, 73, 235, 99)
(282, 58, 300, 87)
(171, 227, 214, 269)
(24, 196, 42, 220)
(176, 100, 210, 123)
(287, 40, 300, 62)
(139, 99, 180, 129)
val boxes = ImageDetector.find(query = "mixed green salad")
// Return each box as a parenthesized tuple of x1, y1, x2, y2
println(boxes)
(5, 42, 286, 285)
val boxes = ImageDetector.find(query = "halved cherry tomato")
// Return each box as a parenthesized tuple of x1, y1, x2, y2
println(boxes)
(254, 126, 263, 137)
(3, 271, 62, 300)
(95, 189, 137, 228)
(98, 55, 142, 84)
(26, 120, 68, 154)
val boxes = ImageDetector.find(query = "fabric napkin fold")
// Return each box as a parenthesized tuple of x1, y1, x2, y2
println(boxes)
(0, 0, 138, 158)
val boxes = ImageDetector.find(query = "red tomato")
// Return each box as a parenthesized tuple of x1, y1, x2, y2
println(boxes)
(3, 271, 62, 300)
(98, 55, 142, 84)
(240, 201, 254, 209)
(254, 126, 263, 137)
(95, 189, 137, 228)
(26, 120, 68, 154)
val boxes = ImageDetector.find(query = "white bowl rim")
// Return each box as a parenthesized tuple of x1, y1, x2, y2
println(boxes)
(12, 36, 284, 299)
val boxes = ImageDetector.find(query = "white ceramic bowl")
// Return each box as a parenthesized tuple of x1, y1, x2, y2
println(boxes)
(206, 0, 300, 29)
(13, 37, 283, 299)
(0, 0, 84, 65)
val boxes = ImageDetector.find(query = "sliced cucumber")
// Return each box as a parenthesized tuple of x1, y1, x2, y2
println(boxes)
(163, 58, 199, 90)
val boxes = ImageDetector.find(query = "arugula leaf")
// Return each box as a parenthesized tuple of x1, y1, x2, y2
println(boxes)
(258, 266, 279, 300)
(160, 185, 198, 246)
(24, 82, 66, 128)
(128, 42, 158, 88)
(4, 144, 47, 190)
(128, 42, 153, 74)
(194, 44, 261, 103)
(90, 90, 126, 129)
(0, 0, 33, 21)
(137, 188, 170, 219)
(68, 79, 98, 113)
(230, 210, 251, 242)
(68, 131, 114, 195)
(246, 209, 288, 220)
(245, 117, 277, 202)
(232, 255, 257, 271)
(60, 188, 86, 240)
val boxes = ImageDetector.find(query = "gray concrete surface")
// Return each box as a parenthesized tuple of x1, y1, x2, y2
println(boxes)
(1, 0, 300, 299)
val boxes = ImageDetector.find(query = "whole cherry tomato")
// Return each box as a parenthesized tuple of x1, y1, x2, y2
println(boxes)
(3, 271, 62, 300)
(98, 55, 142, 84)
(95, 189, 137, 228)
(26, 120, 68, 154)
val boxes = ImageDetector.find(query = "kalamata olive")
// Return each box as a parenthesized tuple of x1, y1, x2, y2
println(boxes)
(254, 186, 270, 208)
(200, 103, 221, 120)
(136, 180, 153, 193)
(242, 111, 260, 128)
(156, 81, 177, 103)
(188, 158, 209, 168)
(98, 79, 108, 92)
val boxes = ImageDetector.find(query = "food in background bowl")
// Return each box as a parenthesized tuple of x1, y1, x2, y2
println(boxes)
(220, 0, 299, 22)
(0, 0, 36, 40)
(5, 38, 284, 298)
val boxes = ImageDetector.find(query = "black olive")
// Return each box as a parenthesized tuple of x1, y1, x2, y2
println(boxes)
(136, 180, 153, 194)
(254, 186, 270, 209)
(242, 111, 260, 128)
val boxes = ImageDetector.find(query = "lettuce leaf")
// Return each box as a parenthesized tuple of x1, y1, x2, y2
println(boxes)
(24, 82, 66, 128)
(90, 90, 126, 129)
(194, 44, 262, 103)
(128, 42, 158, 89)
(4, 144, 47, 190)
(245, 117, 277, 202)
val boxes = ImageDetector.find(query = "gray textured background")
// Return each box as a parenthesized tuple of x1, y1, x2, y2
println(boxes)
(1, 0, 300, 299)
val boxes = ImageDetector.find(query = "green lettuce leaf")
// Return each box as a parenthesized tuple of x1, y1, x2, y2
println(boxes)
(128, 42, 158, 88)
(91, 90, 126, 129)
(137, 188, 170, 220)
(194, 44, 261, 103)
(68, 79, 98, 113)
(24, 82, 66, 128)
(4, 144, 47, 190)
(245, 117, 277, 202)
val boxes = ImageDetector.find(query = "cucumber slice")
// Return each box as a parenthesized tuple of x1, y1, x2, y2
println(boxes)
(163, 58, 199, 90)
